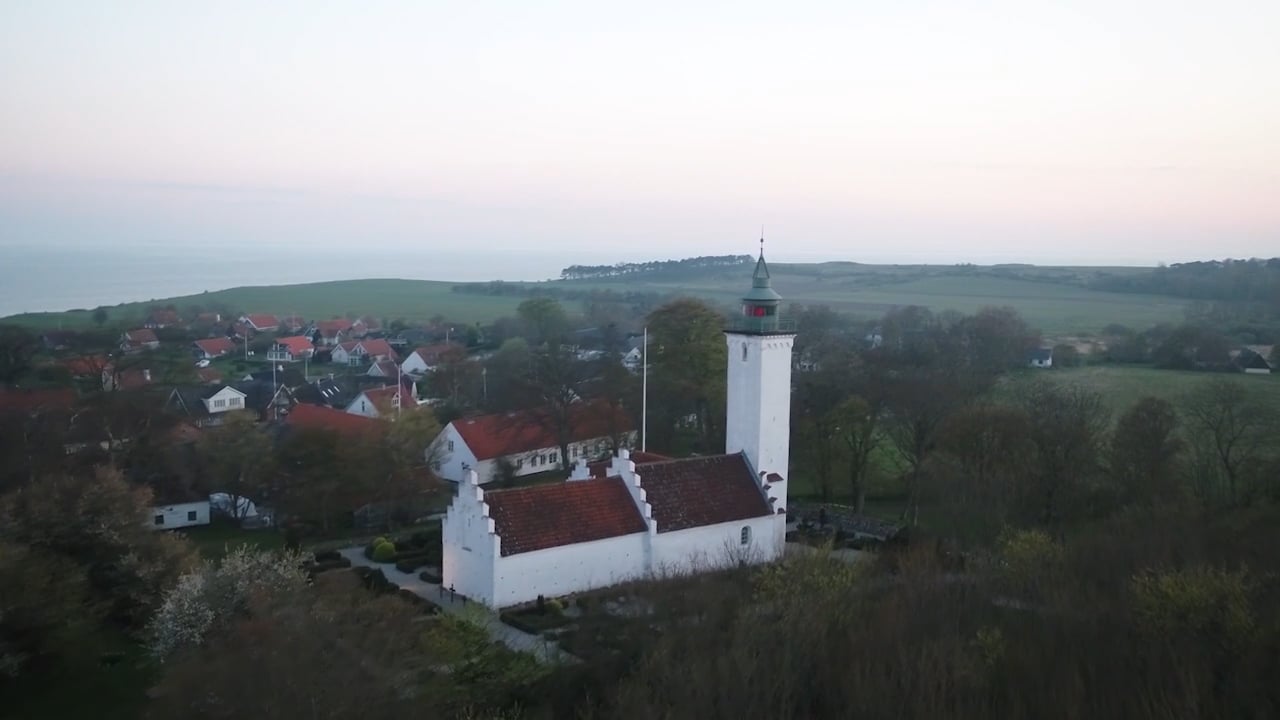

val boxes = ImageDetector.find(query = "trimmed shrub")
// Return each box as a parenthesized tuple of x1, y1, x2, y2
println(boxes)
(313, 549, 342, 562)
(547, 598, 564, 614)
(308, 558, 352, 575)
(372, 542, 397, 562)
(395, 559, 423, 573)
(418, 569, 443, 584)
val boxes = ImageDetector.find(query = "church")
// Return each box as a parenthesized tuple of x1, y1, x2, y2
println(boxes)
(442, 250, 795, 608)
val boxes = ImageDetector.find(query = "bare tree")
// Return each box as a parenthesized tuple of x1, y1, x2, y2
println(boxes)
(1182, 379, 1279, 506)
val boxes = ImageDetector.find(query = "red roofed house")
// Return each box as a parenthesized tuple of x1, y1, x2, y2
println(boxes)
(145, 309, 181, 329)
(400, 343, 464, 376)
(331, 338, 397, 367)
(266, 336, 315, 363)
(193, 337, 236, 360)
(120, 328, 160, 354)
(239, 314, 280, 333)
(315, 319, 354, 347)
(285, 402, 378, 438)
(344, 377, 420, 419)
(443, 250, 794, 607)
(0, 387, 76, 416)
(350, 316, 382, 338)
(430, 402, 636, 485)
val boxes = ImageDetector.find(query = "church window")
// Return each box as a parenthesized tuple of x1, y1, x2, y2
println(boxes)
(741, 343, 748, 362)
(740, 526, 751, 545)
(447, 440, 454, 452)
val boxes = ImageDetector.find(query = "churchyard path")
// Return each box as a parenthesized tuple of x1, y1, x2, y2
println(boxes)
(338, 547, 575, 664)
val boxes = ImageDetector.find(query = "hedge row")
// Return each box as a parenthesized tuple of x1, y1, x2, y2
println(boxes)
(418, 569, 443, 584)
(307, 557, 352, 575)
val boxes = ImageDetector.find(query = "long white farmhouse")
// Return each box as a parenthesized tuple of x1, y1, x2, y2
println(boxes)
(443, 249, 794, 607)
(430, 403, 636, 485)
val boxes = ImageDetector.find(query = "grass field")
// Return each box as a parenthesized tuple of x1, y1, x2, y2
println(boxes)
(0, 278, 526, 330)
(180, 520, 285, 560)
(0, 262, 1185, 335)
(999, 364, 1280, 418)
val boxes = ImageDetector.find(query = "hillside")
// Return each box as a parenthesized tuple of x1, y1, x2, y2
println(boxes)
(1, 262, 1189, 335)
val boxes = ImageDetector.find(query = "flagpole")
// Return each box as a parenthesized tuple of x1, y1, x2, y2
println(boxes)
(641, 326, 647, 453)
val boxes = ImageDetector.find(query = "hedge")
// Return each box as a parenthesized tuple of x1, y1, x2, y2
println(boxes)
(500, 607, 572, 634)
(308, 558, 352, 575)
(418, 569, 443, 584)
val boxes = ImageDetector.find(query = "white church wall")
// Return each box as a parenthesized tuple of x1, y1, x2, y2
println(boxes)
(491, 532, 649, 608)
(441, 472, 497, 604)
(649, 514, 784, 575)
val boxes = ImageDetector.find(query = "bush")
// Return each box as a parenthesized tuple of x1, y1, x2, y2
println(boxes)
(372, 542, 397, 562)
(395, 558, 425, 573)
(546, 598, 564, 614)
(419, 569, 443, 584)
(313, 550, 341, 562)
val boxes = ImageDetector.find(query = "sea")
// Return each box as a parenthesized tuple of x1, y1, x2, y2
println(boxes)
(0, 243, 594, 318)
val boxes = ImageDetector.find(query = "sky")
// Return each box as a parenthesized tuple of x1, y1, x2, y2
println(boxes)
(1, 0, 1277, 271)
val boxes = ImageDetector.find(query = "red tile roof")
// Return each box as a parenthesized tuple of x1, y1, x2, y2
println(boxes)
(243, 314, 279, 330)
(635, 453, 772, 533)
(125, 329, 159, 344)
(286, 403, 378, 438)
(453, 402, 633, 461)
(113, 368, 154, 390)
(0, 387, 76, 415)
(274, 336, 314, 355)
(196, 367, 224, 384)
(587, 451, 672, 478)
(369, 360, 398, 377)
(61, 355, 109, 376)
(338, 338, 397, 360)
(317, 319, 354, 337)
(148, 309, 180, 325)
(412, 343, 463, 364)
(485, 478, 647, 556)
(194, 337, 236, 356)
(353, 383, 414, 416)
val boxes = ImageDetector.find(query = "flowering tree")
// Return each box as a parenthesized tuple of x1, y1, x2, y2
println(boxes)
(148, 546, 310, 661)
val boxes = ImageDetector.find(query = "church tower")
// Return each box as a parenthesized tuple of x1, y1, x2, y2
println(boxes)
(724, 242, 795, 512)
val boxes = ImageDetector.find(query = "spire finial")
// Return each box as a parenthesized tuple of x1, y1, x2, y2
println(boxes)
(759, 226, 765, 257)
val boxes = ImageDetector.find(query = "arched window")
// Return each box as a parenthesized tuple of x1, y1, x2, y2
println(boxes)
(740, 526, 751, 545)
(741, 343, 748, 362)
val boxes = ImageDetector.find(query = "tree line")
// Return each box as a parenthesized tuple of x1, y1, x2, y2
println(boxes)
(559, 254, 752, 280)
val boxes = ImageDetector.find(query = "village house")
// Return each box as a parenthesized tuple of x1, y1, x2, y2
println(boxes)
(350, 316, 382, 338)
(443, 251, 793, 607)
(165, 380, 295, 427)
(120, 328, 160, 354)
(314, 319, 354, 346)
(266, 335, 315, 363)
(148, 488, 211, 531)
(193, 337, 236, 360)
(102, 365, 154, 392)
(239, 314, 280, 333)
(331, 338, 398, 366)
(1027, 347, 1054, 368)
(430, 402, 636, 485)
(400, 343, 463, 376)
(280, 315, 307, 333)
(1236, 345, 1274, 375)
(284, 402, 379, 438)
(367, 359, 400, 379)
(344, 377, 419, 419)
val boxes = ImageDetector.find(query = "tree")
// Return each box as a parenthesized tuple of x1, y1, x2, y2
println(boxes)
(91, 307, 109, 328)
(0, 468, 197, 626)
(1182, 379, 1279, 505)
(0, 325, 39, 384)
(935, 402, 1034, 523)
(276, 427, 361, 532)
(516, 296, 570, 346)
(833, 396, 879, 512)
(959, 306, 1039, 376)
(147, 546, 310, 661)
(197, 412, 277, 520)
(1015, 382, 1110, 525)
(0, 542, 93, 678)
(646, 299, 727, 453)
(881, 367, 971, 524)
(517, 345, 594, 473)
(1052, 343, 1081, 368)
(1109, 397, 1183, 505)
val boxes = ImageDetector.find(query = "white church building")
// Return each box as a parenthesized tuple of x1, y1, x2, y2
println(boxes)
(443, 250, 796, 608)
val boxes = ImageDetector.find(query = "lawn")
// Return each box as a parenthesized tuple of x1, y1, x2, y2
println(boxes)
(180, 521, 285, 560)
(999, 364, 1280, 418)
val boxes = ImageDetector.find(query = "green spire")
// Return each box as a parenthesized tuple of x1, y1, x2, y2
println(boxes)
(743, 243, 782, 303)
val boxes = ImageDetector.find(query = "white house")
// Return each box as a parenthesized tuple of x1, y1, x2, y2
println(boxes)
(332, 339, 398, 366)
(1027, 347, 1054, 368)
(344, 379, 419, 419)
(149, 499, 211, 530)
(442, 249, 794, 608)
(164, 385, 250, 428)
(400, 343, 462, 376)
(266, 336, 315, 363)
(430, 402, 636, 485)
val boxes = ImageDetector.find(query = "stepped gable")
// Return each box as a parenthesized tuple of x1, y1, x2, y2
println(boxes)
(485, 477, 646, 556)
(637, 453, 772, 532)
